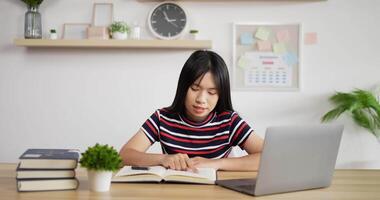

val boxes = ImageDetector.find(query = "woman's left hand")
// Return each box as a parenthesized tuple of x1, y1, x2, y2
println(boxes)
(190, 156, 221, 169)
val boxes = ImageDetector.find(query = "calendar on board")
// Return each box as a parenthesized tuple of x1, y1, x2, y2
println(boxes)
(232, 23, 301, 91)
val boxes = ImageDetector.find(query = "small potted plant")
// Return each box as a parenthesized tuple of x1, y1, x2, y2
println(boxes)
(109, 21, 130, 40)
(79, 143, 122, 192)
(189, 29, 199, 40)
(49, 29, 58, 40)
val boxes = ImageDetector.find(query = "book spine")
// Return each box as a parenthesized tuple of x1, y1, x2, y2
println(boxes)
(16, 178, 79, 192)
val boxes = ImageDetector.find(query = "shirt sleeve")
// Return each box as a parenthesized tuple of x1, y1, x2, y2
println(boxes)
(141, 110, 160, 144)
(229, 112, 254, 148)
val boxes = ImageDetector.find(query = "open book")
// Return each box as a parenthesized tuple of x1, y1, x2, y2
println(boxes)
(112, 166, 216, 185)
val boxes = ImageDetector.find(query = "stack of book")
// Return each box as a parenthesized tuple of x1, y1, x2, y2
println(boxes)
(16, 149, 80, 192)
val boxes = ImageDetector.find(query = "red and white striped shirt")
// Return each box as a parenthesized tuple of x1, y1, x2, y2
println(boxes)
(141, 108, 253, 159)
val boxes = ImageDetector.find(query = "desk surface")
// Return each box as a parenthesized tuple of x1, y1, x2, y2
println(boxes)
(1, 163, 380, 200)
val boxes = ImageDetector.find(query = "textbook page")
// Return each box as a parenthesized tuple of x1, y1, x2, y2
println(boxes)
(112, 166, 167, 182)
(163, 168, 216, 184)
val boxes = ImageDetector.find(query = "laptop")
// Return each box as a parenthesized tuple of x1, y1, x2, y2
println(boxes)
(216, 124, 343, 196)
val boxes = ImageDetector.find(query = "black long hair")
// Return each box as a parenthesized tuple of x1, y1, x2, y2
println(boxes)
(167, 50, 233, 114)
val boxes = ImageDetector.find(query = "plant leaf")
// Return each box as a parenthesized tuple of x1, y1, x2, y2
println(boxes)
(322, 88, 380, 139)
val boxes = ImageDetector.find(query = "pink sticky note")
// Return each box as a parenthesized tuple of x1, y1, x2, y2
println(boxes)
(276, 30, 290, 43)
(257, 41, 272, 51)
(304, 32, 318, 45)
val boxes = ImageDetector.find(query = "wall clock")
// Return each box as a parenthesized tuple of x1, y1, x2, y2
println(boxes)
(148, 2, 188, 40)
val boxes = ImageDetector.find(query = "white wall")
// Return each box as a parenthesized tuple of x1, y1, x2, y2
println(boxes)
(1, 0, 379, 168)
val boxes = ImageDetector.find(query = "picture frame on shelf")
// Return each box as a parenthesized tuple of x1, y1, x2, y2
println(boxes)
(232, 22, 302, 91)
(92, 3, 114, 27)
(62, 23, 91, 39)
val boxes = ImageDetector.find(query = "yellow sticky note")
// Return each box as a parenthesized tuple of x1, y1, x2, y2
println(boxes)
(255, 27, 271, 41)
(238, 55, 249, 69)
(273, 43, 287, 54)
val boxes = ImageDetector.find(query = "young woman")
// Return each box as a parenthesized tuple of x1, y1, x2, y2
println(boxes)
(120, 50, 263, 171)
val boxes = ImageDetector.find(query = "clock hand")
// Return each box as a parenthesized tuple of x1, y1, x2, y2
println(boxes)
(168, 20, 178, 28)
(162, 11, 178, 27)
(163, 11, 170, 21)
(163, 11, 177, 23)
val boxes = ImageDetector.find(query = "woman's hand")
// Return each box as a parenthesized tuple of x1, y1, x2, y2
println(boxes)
(159, 153, 196, 171)
(190, 156, 221, 169)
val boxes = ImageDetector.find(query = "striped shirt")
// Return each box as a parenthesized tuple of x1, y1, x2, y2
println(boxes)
(141, 108, 253, 159)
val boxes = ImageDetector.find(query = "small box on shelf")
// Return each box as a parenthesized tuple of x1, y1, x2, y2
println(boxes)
(87, 26, 109, 40)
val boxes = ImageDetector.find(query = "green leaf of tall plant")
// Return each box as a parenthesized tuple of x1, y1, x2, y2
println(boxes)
(322, 89, 380, 138)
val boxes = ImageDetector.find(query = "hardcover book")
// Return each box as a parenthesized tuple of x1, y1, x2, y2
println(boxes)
(16, 164, 75, 179)
(112, 166, 216, 185)
(19, 149, 80, 169)
(17, 178, 79, 192)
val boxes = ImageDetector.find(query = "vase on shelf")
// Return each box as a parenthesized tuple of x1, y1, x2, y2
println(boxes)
(24, 6, 42, 39)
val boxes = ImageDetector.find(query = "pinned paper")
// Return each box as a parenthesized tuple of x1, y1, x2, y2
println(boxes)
(238, 55, 250, 69)
(255, 27, 271, 41)
(244, 66, 292, 87)
(244, 52, 288, 68)
(240, 32, 255, 45)
(257, 41, 272, 51)
(273, 43, 287, 54)
(304, 32, 318, 45)
(282, 52, 298, 66)
(276, 30, 290, 43)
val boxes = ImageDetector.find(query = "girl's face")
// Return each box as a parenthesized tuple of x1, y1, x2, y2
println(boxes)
(185, 71, 219, 122)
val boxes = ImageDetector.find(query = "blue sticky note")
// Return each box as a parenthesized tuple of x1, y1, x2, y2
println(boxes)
(240, 32, 254, 45)
(282, 52, 298, 66)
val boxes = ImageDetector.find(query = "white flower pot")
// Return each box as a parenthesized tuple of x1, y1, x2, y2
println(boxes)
(112, 32, 128, 40)
(190, 33, 198, 40)
(87, 170, 113, 192)
(49, 33, 58, 40)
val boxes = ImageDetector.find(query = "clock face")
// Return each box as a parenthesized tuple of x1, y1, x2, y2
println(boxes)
(148, 2, 187, 40)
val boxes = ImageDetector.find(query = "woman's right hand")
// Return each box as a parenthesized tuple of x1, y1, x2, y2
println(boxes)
(160, 153, 196, 171)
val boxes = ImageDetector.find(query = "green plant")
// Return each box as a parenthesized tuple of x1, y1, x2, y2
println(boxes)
(189, 29, 199, 34)
(79, 143, 122, 172)
(109, 21, 130, 33)
(322, 89, 380, 138)
(21, 0, 44, 7)
(50, 29, 56, 33)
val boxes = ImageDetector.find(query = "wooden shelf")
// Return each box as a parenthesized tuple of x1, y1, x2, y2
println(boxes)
(138, 0, 327, 2)
(14, 39, 212, 49)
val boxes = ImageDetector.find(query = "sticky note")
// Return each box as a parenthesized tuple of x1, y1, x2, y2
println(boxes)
(255, 27, 271, 41)
(238, 55, 250, 69)
(240, 32, 254, 45)
(282, 52, 298, 66)
(273, 43, 287, 54)
(276, 30, 290, 43)
(304, 32, 318, 45)
(257, 41, 272, 51)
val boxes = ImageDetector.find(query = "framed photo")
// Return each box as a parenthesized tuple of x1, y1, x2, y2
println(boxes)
(232, 23, 302, 91)
(92, 3, 114, 27)
(62, 23, 90, 39)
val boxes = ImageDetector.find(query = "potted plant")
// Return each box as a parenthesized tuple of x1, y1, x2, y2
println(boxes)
(21, 0, 44, 39)
(79, 143, 122, 192)
(49, 29, 58, 40)
(109, 21, 130, 40)
(189, 29, 199, 40)
(322, 89, 380, 141)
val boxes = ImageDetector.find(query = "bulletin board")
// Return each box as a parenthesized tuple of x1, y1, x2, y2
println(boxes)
(232, 23, 302, 91)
